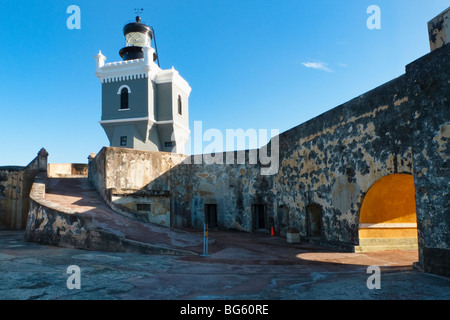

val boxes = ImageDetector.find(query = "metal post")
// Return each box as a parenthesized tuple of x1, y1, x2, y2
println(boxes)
(203, 223, 206, 255)
(205, 223, 208, 255)
(201, 223, 209, 257)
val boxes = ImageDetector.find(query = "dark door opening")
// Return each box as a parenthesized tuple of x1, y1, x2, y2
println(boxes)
(205, 204, 218, 228)
(306, 204, 322, 237)
(252, 204, 267, 230)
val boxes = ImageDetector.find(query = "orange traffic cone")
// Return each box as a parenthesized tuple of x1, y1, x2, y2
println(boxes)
(271, 226, 275, 236)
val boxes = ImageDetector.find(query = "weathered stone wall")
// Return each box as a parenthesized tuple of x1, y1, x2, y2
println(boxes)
(428, 7, 450, 52)
(274, 44, 448, 274)
(47, 163, 88, 178)
(89, 147, 187, 194)
(87, 45, 449, 277)
(170, 151, 273, 232)
(88, 149, 107, 201)
(109, 189, 172, 227)
(274, 71, 417, 245)
(171, 45, 449, 274)
(0, 167, 35, 229)
(88, 147, 188, 227)
(25, 175, 92, 249)
(25, 174, 194, 256)
(406, 46, 450, 277)
(88, 147, 274, 233)
(0, 148, 48, 230)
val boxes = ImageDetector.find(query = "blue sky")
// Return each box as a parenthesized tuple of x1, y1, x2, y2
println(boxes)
(0, 0, 448, 166)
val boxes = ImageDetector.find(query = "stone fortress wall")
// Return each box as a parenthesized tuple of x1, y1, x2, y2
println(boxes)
(2, 8, 448, 278)
(87, 41, 449, 277)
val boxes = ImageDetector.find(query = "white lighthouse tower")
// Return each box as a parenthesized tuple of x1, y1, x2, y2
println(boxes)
(94, 16, 191, 154)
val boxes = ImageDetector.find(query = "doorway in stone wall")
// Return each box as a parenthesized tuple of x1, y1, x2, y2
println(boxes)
(306, 204, 322, 238)
(356, 174, 418, 253)
(205, 204, 218, 229)
(252, 204, 267, 231)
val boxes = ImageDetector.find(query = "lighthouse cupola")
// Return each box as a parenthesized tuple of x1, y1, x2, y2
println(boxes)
(119, 16, 154, 61)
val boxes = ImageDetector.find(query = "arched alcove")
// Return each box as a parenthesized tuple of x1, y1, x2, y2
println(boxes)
(357, 174, 418, 252)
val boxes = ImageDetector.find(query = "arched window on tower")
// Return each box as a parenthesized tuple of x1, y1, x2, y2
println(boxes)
(177, 95, 182, 115)
(120, 88, 129, 110)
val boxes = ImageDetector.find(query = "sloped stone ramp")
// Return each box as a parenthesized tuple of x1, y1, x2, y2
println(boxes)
(25, 176, 202, 256)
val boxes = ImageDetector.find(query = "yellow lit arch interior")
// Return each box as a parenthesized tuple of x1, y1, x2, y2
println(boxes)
(357, 174, 418, 252)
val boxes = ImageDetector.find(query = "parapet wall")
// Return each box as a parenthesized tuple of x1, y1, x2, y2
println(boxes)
(88, 147, 188, 226)
(0, 148, 48, 230)
(47, 163, 88, 178)
(25, 173, 93, 249)
(25, 173, 194, 256)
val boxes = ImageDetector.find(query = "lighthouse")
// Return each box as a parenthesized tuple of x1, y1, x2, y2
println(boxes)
(94, 16, 191, 154)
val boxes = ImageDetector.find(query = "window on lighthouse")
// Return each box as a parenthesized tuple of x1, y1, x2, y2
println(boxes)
(177, 95, 182, 115)
(120, 88, 129, 110)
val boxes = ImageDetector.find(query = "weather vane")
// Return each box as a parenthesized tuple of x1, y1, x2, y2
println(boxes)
(134, 8, 144, 16)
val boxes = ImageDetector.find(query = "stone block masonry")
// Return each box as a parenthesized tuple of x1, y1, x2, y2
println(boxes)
(0, 148, 48, 230)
